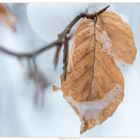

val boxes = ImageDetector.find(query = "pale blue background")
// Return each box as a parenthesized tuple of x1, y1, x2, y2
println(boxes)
(0, 3, 139, 137)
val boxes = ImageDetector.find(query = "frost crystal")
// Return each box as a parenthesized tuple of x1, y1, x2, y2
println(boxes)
(66, 84, 122, 122)
(100, 31, 112, 56)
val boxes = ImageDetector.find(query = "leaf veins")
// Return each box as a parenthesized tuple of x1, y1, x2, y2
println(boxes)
(60, 11, 136, 134)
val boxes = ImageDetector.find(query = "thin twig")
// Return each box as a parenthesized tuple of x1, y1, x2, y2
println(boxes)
(63, 35, 69, 81)
(0, 5, 110, 59)
(53, 44, 62, 68)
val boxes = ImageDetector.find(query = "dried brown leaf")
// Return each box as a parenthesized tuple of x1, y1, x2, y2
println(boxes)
(0, 4, 16, 31)
(61, 16, 125, 134)
(26, 66, 50, 91)
(99, 11, 136, 64)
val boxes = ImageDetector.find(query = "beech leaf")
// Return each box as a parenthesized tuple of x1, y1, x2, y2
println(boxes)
(99, 11, 136, 64)
(61, 16, 125, 134)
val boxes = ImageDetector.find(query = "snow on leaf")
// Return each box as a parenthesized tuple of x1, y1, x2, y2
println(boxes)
(66, 84, 123, 134)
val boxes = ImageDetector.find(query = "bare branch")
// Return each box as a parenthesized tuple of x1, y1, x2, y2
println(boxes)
(62, 35, 69, 81)
(0, 5, 110, 59)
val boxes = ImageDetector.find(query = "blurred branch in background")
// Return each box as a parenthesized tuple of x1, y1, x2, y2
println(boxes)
(0, 4, 109, 107)
(26, 57, 50, 107)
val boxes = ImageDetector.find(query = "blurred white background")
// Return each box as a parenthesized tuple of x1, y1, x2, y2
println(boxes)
(0, 3, 140, 137)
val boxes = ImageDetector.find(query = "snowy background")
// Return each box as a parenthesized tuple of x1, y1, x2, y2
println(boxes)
(0, 3, 140, 137)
